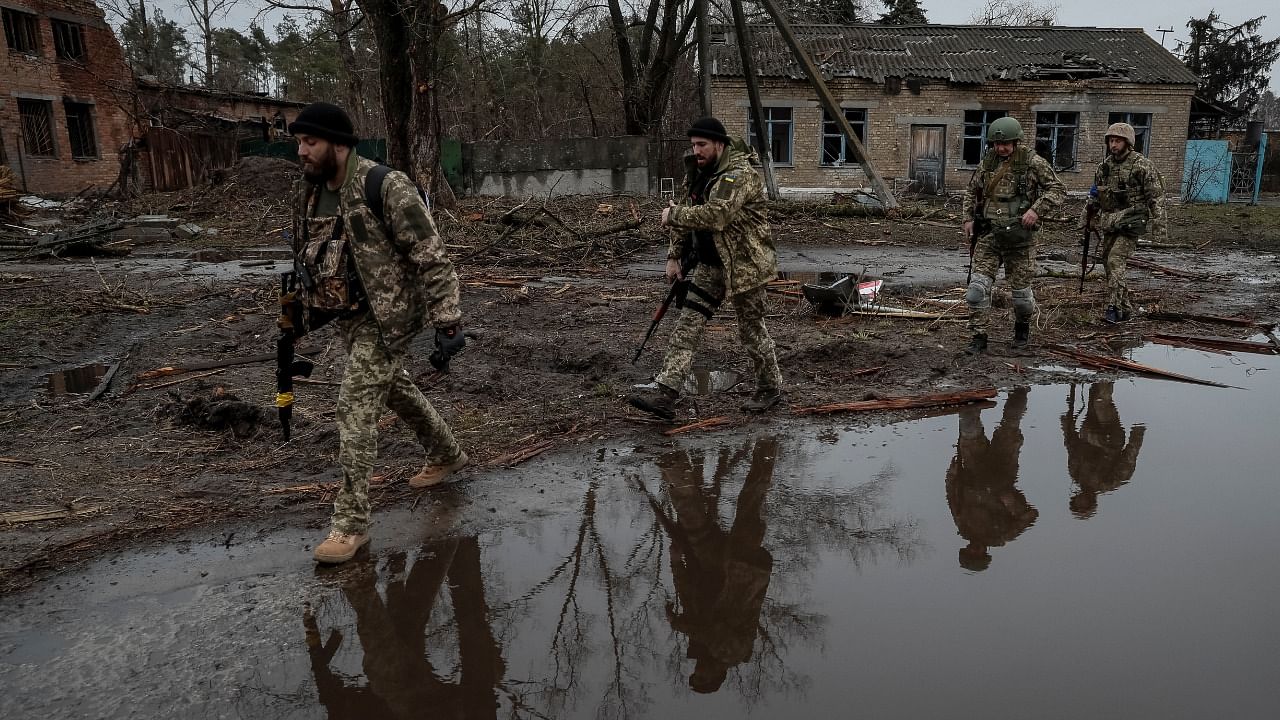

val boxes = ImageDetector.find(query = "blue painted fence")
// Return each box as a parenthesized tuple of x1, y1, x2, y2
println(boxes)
(1182, 140, 1230, 203)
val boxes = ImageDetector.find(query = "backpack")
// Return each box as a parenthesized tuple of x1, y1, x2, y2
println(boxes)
(363, 164, 431, 227)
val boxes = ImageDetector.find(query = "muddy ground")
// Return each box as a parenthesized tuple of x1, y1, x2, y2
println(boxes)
(2, 158, 1278, 594)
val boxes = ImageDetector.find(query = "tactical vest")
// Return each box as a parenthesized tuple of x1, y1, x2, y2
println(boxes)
(1096, 153, 1150, 234)
(295, 185, 368, 317)
(980, 147, 1034, 246)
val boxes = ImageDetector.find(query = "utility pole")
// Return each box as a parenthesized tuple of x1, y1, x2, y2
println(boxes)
(696, 0, 712, 116)
(1156, 26, 1174, 47)
(754, 0, 898, 209)
(728, 0, 779, 200)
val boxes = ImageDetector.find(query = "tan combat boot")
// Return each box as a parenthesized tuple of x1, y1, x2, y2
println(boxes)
(409, 452, 469, 489)
(313, 529, 369, 564)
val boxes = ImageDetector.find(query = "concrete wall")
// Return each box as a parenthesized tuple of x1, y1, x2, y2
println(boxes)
(464, 136, 651, 197)
(711, 77, 1196, 196)
(1, 0, 134, 195)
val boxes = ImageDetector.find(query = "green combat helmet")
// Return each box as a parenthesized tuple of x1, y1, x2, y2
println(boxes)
(988, 116, 1023, 141)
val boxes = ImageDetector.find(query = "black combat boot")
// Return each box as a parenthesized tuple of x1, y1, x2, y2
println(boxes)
(627, 383, 680, 421)
(742, 388, 784, 413)
(1104, 305, 1121, 324)
(965, 334, 988, 355)
(1012, 321, 1030, 349)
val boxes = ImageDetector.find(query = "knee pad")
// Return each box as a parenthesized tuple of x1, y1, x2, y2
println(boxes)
(1011, 287, 1036, 319)
(965, 277, 992, 307)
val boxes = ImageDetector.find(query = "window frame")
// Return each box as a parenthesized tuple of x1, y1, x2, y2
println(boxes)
(819, 107, 869, 167)
(1107, 111, 1153, 154)
(18, 98, 58, 158)
(746, 106, 794, 166)
(962, 109, 1008, 166)
(63, 100, 98, 159)
(51, 19, 87, 63)
(1035, 111, 1080, 171)
(3, 7, 42, 56)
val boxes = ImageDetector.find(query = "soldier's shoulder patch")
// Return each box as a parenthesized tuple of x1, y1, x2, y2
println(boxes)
(722, 175, 737, 183)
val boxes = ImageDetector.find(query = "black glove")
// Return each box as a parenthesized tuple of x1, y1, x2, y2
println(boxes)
(429, 325, 466, 370)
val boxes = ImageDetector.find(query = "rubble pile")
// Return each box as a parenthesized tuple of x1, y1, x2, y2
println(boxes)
(0, 166, 29, 222)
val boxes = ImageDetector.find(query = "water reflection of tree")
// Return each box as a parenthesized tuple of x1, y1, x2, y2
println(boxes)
(302, 536, 505, 719)
(945, 387, 1039, 571)
(1062, 382, 1146, 519)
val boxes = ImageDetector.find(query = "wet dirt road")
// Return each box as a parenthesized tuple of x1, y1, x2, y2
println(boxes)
(2, 341, 1277, 719)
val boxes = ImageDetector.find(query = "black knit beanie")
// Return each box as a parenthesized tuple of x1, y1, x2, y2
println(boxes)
(288, 102, 359, 147)
(687, 117, 730, 144)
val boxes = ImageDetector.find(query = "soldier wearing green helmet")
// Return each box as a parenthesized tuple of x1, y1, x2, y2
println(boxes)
(1085, 122, 1168, 323)
(961, 116, 1066, 354)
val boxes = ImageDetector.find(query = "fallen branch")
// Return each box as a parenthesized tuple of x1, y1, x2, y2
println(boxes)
(87, 362, 120, 402)
(1, 503, 108, 525)
(133, 353, 277, 383)
(1126, 257, 1202, 279)
(663, 417, 730, 436)
(0, 456, 36, 465)
(1046, 344, 1231, 388)
(1150, 333, 1279, 355)
(793, 387, 997, 416)
(131, 369, 225, 392)
(485, 440, 554, 467)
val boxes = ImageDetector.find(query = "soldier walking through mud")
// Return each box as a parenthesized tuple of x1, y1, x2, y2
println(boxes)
(1086, 122, 1167, 323)
(285, 102, 468, 564)
(628, 117, 783, 420)
(962, 117, 1066, 354)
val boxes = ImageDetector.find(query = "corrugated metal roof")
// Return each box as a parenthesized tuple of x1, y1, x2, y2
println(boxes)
(711, 24, 1200, 85)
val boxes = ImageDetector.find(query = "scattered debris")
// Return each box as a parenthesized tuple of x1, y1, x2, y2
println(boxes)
(1, 218, 126, 260)
(1145, 310, 1274, 328)
(663, 417, 731, 435)
(793, 387, 998, 416)
(1126, 257, 1203, 279)
(156, 387, 266, 437)
(0, 503, 109, 526)
(131, 353, 278, 388)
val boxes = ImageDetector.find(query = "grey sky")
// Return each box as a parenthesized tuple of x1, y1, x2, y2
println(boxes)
(156, 0, 1280, 93)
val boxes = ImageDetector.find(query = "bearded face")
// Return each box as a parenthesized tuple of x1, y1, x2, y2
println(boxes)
(298, 137, 341, 184)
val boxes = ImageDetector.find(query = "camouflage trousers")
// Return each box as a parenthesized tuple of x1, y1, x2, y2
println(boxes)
(655, 265, 783, 395)
(332, 316, 462, 535)
(1100, 232, 1138, 313)
(967, 235, 1037, 334)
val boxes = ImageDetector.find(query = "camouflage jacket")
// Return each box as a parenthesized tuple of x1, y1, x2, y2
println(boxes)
(666, 137, 777, 296)
(291, 154, 461, 351)
(963, 146, 1066, 242)
(1093, 150, 1166, 237)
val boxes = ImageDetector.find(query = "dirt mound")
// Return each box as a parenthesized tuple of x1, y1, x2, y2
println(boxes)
(219, 156, 299, 201)
(156, 387, 267, 438)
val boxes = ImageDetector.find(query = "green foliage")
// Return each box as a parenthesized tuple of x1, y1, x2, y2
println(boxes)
(119, 7, 190, 84)
(268, 15, 344, 102)
(1180, 12, 1280, 115)
(877, 0, 928, 25)
(209, 26, 271, 92)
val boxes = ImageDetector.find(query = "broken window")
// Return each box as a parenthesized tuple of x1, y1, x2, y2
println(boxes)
(18, 99, 56, 157)
(747, 107, 793, 165)
(3, 8, 40, 55)
(962, 109, 1008, 165)
(1107, 112, 1152, 154)
(51, 19, 86, 62)
(64, 101, 98, 158)
(1035, 112, 1078, 171)
(820, 108, 868, 166)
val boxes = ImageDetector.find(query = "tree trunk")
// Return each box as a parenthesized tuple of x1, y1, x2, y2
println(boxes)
(328, 0, 368, 135)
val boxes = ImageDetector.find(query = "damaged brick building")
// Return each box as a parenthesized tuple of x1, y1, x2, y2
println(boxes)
(710, 24, 1200, 196)
(2, 0, 133, 195)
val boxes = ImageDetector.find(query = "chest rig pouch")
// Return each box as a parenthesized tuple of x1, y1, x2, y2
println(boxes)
(1097, 162, 1148, 235)
(981, 152, 1034, 247)
(295, 187, 367, 317)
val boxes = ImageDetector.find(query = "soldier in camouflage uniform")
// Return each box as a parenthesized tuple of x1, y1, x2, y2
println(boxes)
(962, 116, 1066, 354)
(1087, 122, 1167, 323)
(628, 117, 782, 421)
(287, 103, 467, 564)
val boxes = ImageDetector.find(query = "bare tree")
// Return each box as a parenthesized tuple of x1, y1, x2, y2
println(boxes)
(262, 0, 374, 133)
(606, 0, 699, 135)
(968, 0, 1058, 26)
(183, 0, 241, 85)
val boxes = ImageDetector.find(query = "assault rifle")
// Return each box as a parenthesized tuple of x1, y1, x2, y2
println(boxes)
(1081, 202, 1100, 294)
(632, 248, 698, 364)
(276, 271, 315, 440)
(967, 186, 991, 286)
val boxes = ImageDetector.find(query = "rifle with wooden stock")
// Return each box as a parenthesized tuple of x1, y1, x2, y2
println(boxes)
(632, 247, 698, 364)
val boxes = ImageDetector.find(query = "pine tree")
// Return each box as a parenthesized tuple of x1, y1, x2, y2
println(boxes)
(878, 0, 928, 25)
(1180, 12, 1280, 115)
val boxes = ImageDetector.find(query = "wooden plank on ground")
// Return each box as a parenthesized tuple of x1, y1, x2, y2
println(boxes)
(1151, 333, 1279, 355)
(663, 417, 730, 436)
(1146, 311, 1275, 328)
(1047, 344, 1231, 388)
(793, 387, 997, 416)
(1, 503, 108, 525)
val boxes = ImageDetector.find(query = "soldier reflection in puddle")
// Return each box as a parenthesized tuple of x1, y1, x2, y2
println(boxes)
(303, 535, 504, 718)
(1062, 382, 1145, 518)
(648, 437, 777, 694)
(946, 386, 1039, 571)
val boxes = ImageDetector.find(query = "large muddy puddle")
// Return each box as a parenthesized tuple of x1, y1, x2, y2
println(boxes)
(2, 344, 1277, 719)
